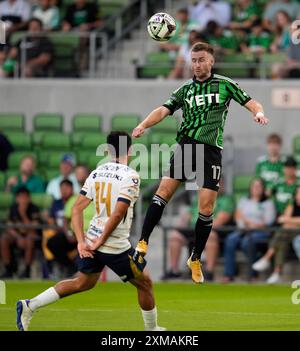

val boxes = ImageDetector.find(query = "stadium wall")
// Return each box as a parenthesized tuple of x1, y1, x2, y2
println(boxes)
(1, 79, 299, 173)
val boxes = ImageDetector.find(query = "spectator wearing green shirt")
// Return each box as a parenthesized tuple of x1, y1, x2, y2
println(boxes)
(240, 19, 272, 54)
(205, 20, 240, 56)
(255, 133, 284, 195)
(6, 155, 45, 194)
(229, 0, 260, 33)
(271, 157, 299, 215)
(253, 185, 300, 284)
(164, 179, 235, 281)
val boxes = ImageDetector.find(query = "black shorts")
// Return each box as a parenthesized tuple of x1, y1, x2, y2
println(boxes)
(165, 136, 222, 192)
(76, 247, 145, 282)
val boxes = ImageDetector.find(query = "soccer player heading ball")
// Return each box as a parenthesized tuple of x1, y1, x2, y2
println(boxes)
(132, 42, 268, 284)
(16, 131, 165, 331)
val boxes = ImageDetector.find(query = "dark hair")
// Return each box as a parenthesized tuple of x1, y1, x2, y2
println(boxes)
(60, 179, 73, 188)
(29, 17, 43, 29)
(107, 131, 132, 158)
(191, 42, 214, 56)
(284, 156, 297, 168)
(249, 177, 267, 202)
(15, 187, 30, 196)
(267, 133, 282, 145)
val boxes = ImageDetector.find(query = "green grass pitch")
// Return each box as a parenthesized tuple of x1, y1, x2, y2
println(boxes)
(1, 281, 300, 331)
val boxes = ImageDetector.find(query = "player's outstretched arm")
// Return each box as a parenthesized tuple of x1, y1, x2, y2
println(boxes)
(88, 200, 130, 251)
(132, 106, 170, 137)
(244, 99, 269, 125)
(72, 194, 93, 258)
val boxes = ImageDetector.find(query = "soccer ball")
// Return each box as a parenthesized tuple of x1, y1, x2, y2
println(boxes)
(147, 12, 176, 42)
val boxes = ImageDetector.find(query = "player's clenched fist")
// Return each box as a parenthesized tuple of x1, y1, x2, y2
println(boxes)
(132, 126, 145, 138)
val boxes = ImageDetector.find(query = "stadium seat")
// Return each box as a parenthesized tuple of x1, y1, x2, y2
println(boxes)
(233, 174, 254, 193)
(149, 133, 177, 147)
(8, 151, 37, 170)
(88, 154, 109, 169)
(100, 0, 131, 18)
(151, 117, 179, 133)
(73, 114, 102, 132)
(0, 172, 5, 191)
(216, 53, 256, 78)
(111, 114, 140, 132)
(40, 133, 71, 150)
(81, 134, 107, 151)
(31, 194, 53, 210)
(48, 152, 76, 168)
(0, 113, 24, 131)
(33, 113, 63, 131)
(4, 132, 32, 151)
(43, 169, 60, 182)
(137, 52, 173, 78)
(71, 132, 105, 150)
(293, 135, 300, 154)
(0, 192, 14, 222)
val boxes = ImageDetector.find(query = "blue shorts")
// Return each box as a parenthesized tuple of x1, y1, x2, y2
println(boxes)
(76, 247, 146, 282)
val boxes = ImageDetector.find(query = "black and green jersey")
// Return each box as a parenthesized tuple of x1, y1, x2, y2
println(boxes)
(163, 74, 251, 148)
(272, 179, 300, 214)
(255, 155, 285, 190)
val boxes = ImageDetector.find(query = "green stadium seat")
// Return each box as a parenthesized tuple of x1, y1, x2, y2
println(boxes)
(31, 194, 53, 210)
(260, 53, 286, 78)
(4, 132, 32, 151)
(293, 135, 300, 154)
(111, 114, 140, 132)
(137, 52, 173, 78)
(48, 152, 76, 168)
(40, 133, 70, 150)
(81, 134, 107, 151)
(149, 133, 177, 147)
(151, 117, 179, 133)
(216, 53, 256, 78)
(33, 113, 63, 131)
(71, 132, 105, 150)
(100, 0, 130, 17)
(43, 169, 60, 182)
(0, 172, 5, 191)
(73, 114, 102, 132)
(0, 113, 24, 131)
(8, 151, 37, 170)
(233, 175, 254, 193)
(0, 192, 14, 209)
(88, 154, 109, 169)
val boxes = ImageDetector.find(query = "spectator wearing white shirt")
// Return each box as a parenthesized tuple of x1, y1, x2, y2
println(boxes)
(0, 0, 31, 36)
(32, 0, 60, 31)
(46, 154, 80, 200)
(222, 178, 276, 283)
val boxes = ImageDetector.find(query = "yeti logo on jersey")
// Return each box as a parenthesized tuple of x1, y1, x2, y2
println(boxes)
(185, 93, 220, 108)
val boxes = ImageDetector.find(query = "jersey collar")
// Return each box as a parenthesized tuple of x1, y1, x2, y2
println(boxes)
(193, 73, 213, 84)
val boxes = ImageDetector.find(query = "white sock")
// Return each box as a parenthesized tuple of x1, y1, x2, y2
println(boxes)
(28, 287, 60, 312)
(141, 306, 157, 331)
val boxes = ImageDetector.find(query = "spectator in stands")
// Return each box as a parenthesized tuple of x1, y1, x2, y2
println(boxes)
(46, 154, 80, 200)
(229, 0, 260, 34)
(43, 179, 76, 277)
(222, 178, 276, 283)
(271, 156, 299, 216)
(255, 133, 285, 195)
(188, 0, 231, 30)
(0, 0, 31, 37)
(0, 187, 41, 278)
(205, 20, 240, 57)
(253, 185, 300, 284)
(46, 165, 92, 278)
(6, 18, 54, 77)
(0, 131, 14, 171)
(32, 0, 60, 31)
(168, 30, 204, 79)
(6, 155, 45, 194)
(160, 8, 199, 57)
(164, 179, 235, 281)
(240, 19, 272, 54)
(272, 22, 300, 78)
(263, 0, 299, 32)
(62, 0, 101, 32)
(270, 10, 291, 53)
